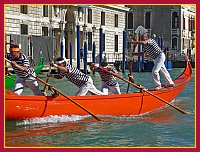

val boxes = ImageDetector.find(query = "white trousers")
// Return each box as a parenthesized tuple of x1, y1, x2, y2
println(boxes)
(76, 77, 106, 96)
(152, 53, 174, 87)
(13, 76, 43, 96)
(101, 81, 121, 95)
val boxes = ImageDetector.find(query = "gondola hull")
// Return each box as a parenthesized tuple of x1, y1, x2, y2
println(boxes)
(5, 57, 192, 119)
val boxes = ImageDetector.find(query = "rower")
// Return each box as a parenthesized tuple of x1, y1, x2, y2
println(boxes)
(5, 43, 43, 96)
(131, 33, 175, 90)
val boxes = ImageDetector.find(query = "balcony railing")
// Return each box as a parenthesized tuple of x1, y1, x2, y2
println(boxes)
(87, 52, 124, 63)
(171, 28, 179, 36)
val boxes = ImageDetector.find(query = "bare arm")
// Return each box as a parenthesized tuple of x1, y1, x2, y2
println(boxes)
(10, 61, 29, 71)
(132, 52, 145, 56)
(56, 65, 69, 73)
(90, 63, 99, 71)
(49, 62, 69, 79)
(131, 40, 148, 45)
(50, 62, 69, 73)
(131, 39, 146, 56)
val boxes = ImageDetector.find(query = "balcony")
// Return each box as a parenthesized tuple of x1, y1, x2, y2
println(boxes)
(171, 28, 179, 36)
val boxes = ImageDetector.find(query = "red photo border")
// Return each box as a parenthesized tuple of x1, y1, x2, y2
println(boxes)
(1, 1, 198, 152)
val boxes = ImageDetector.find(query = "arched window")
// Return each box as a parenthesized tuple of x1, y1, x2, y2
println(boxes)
(172, 37, 177, 50)
(128, 12, 133, 29)
(145, 11, 151, 29)
(172, 12, 179, 29)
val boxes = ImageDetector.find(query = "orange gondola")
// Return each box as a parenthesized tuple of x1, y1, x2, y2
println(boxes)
(5, 57, 192, 119)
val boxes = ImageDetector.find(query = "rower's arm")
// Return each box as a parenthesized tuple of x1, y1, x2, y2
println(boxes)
(9, 61, 29, 71)
(51, 62, 69, 73)
(56, 65, 69, 73)
(132, 52, 145, 56)
(52, 75, 62, 79)
(131, 40, 147, 45)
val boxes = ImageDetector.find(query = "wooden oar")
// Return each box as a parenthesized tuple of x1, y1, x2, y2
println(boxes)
(126, 58, 134, 93)
(127, 34, 138, 93)
(5, 58, 102, 121)
(41, 63, 51, 96)
(42, 43, 51, 96)
(99, 66, 189, 115)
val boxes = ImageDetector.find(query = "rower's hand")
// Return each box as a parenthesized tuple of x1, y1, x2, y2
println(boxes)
(10, 61, 28, 71)
(131, 40, 136, 44)
(10, 61, 18, 67)
(50, 61, 55, 67)
(128, 75, 135, 83)
(47, 72, 52, 77)
(90, 63, 98, 71)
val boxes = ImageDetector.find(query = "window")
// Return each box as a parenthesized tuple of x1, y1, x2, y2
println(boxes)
(182, 38, 185, 49)
(102, 33, 105, 52)
(172, 12, 179, 29)
(192, 17, 195, 31)
(43, 5, 48, 17)
(145, 11, 151, 29)
(115, 35, 118, 52)
(128, 12, 133, 29)
(182, 14, 185, 30)
(188, 17, 191, 31)
(114, 14, 118, 27)
(78, 7, 83, 21)
(88, 32, 92, 50)
(88, 9, 92, 23)
(101, 12, 105, 26)
(188, 16, 195, 31)
(20, 5, 28, 14)
(42, 27, 48, 36)
(172, 37, 177, 50)
(21, 24, 28, 35)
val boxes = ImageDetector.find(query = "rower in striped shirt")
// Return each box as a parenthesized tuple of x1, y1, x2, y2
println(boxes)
(90, 58, 121, 95)
(50, 57, 106, 96)
(131, 33, 175, 90)
(5, 43, 43, 95)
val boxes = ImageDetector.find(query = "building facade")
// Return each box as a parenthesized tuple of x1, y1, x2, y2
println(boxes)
(5, 5, 62, 64)
(126, 5, 195, 61)
(5, 4, 195, 66)
(5, 5, 129, 65)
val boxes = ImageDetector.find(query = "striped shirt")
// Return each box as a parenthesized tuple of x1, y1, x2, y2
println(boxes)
(95, 66, 118, 86)
(5, 53, 35, 78)
(143, 38, 163, 59)
(59, 64, 89, 88)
